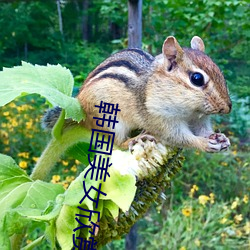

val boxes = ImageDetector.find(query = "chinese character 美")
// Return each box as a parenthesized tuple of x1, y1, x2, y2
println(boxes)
(89, 129, 115, 155)
(93, 101, 120, 129)
(84, 154, 111, 182)
(79, 181, 107, 209)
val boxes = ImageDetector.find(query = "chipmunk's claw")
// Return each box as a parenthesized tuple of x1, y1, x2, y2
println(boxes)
(129, 134, 156, 153)
(207, 133, 230, 152)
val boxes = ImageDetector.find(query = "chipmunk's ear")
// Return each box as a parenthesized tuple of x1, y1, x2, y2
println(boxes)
(191, 36, 205, 52)
(162, 36, 184, 63)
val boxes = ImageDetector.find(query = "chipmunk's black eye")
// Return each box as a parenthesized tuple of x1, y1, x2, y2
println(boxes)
(190, 72, 204, 87)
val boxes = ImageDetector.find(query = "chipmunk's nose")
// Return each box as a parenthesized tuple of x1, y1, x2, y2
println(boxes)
(219, 101, 232, 114)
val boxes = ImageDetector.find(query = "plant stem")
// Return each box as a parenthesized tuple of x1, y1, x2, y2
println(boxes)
(30, 125, 91, 181)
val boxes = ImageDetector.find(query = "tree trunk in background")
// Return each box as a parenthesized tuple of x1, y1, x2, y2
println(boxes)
(126, 1, 142, 248)
(128, 0, 142, 48)
(125, 223, 137, 250)
(56, 0, 64, 36)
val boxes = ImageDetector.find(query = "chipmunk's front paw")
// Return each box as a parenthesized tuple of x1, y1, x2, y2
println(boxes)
(206, 133, 230, 152)
(129, 134, 156, 152)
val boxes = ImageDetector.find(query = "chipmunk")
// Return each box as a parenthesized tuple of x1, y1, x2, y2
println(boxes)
(44, 36, 232, 153)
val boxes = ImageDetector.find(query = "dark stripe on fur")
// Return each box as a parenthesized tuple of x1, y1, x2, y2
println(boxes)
(125, 48, 154, 62)
(91, 60, 140, 79)
(96, 73, 130, 85)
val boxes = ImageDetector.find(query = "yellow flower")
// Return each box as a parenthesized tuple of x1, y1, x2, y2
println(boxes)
(243, 195, 248, 204)
(11, 119, 18, 127)
(18, 152, 30, 159)
(4, 147, 10, 152)
(66, 176, 75, 182)
(223, 205, 228, 210)
(62, 160, 69, 166)
(26, 121, 33, 129)
(234, 214, 243, 224)
(236, 229, 243, 237)
(75, 159, 81, 165)
(9, 102, 16, 108)
(221, 232, 227, 238)
(179, 247, 186, 250)
(209, 193, 215, 204)
(231, 198, 240, 209)
(244, 221, 250, 234)
(189, 184, 199, 197)
(19, 161, 28, 169)
(232, 150, 237, 156)
(3, 138, 9, 145)
(17, 105, 31, 112)
(235, 157, 242, 163)
(3, 111, 9, 116)
(63, 182, 69, 189)
(194, 238, 201, 247)
(32, 157, 39, 162)
(182, 207, 192, 217)
(71, 165, 77, 172)
(0, 130, 8, 138)
(198, 195, 210, 206)
(220, 217, 228, 224)
(221, 162, 228, 167)
(51, 175, 61, 183)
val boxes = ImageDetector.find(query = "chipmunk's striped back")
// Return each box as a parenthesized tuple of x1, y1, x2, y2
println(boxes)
(83, 48, 155, 89)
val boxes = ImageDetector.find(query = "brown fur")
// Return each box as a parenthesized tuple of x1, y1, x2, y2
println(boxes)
(77, 36, 231, 152)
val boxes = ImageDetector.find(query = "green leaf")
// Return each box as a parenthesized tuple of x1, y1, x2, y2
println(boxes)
(0, 176, 32, 200)
(0, 181, 65, 235)
(64, 166, 101, 210)
(101, 167, 136, 212)
(56, 205, 78, 250)
(0, 154, 30, 181)
(0, 182, 33, 215)
(20, 181, 64, 213)
(0, 154, 65, 246)
(44, 220, 56, 249)
(66, 142, 95, 166)
(104, 200, 119, 219)
(3, 210, 31, 238)
(25, 200, 63, 222)
(0, 181, 33, 249)
(0, 230, 10, 249)
(0, 62, 85, 122)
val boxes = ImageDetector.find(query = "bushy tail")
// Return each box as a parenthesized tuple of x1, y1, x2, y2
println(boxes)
(41, 106, 62, 130)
